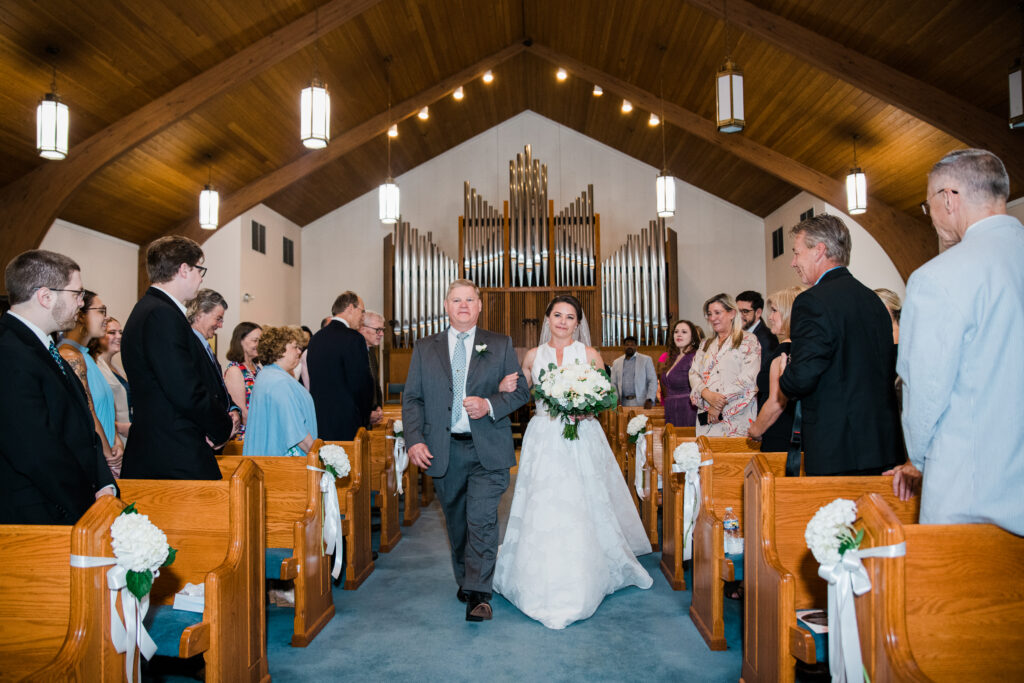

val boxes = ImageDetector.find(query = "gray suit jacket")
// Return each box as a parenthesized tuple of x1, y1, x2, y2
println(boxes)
(402, 328, 529, 477)
(610, 353, 658, 406)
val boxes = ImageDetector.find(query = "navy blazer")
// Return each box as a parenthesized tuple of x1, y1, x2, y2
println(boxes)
(307, 320, 375, 441)
(0, 313, 115, 523)
(120, 287, 233, 480)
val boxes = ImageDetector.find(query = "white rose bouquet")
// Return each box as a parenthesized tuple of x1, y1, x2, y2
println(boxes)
(626, 414, 649, 444)
(392, 419, 403, 438)
(533, 360, 618, 440)
(805, 498, 861, 566)
(319, 444, 352, 479)
(672, 442, 702, 472)
(110, 503, 176, 600)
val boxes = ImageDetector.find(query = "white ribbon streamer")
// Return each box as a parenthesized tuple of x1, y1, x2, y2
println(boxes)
(387, 434, 408, 494)
(70, 554, 159, 682)
(308, 465, 345, 579)
(818, 542, 906, 683)
(633, 434, 648, 499)
(670, 458, 713, 561)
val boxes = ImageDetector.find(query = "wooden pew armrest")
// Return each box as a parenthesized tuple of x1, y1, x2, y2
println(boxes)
(180, 621, 211, 659)
(789, 625, 817, 664)
(719, 556, 735, 582)
(280, 556, 300, 581)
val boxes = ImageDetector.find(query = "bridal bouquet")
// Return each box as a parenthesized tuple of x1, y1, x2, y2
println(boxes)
(533, 360, 617, 440)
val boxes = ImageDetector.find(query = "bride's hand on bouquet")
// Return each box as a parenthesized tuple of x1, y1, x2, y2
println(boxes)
(498, 372, 518, 392)
(407, 443, 433, 469)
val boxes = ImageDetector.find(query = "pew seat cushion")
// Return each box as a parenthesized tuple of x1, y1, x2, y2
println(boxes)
(146, 604, 204, 656)
(725, 551, 744, 581)
(266, 547, 293, 580)
(795, 609, 828, 663)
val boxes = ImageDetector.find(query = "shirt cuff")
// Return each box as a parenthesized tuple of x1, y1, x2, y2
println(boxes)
(486, 399, 494, 420)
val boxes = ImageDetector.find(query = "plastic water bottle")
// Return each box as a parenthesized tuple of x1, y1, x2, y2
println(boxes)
(723, 507, 741, 555)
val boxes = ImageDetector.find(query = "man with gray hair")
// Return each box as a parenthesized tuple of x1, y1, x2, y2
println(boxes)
(186, 288, 241, 450)
(892, 149, 1024, 535)
(359, 309, 386, 425)
(779, 214, 902, 476)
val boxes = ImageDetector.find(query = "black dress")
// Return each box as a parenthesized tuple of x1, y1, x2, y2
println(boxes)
(756, 341, 795, 452)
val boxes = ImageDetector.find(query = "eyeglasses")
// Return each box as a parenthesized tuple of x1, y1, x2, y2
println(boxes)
(363, 326, 386, 334)
(84, 306, 108, 317)
(920, 188, 958, 216)
(191, 264, 208, 277)
(40, 287, 86, 301)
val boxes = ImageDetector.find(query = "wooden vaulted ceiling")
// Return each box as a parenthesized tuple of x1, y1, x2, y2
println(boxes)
(1, 0, 1022, 282)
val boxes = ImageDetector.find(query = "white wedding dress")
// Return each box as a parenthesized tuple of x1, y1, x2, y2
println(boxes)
(493, 341, 653, 630)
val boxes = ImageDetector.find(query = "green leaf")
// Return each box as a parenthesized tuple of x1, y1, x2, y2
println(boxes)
(162, 546, 177, 567)
(121, 502, 138, 516)
(125, 570, 153, 600)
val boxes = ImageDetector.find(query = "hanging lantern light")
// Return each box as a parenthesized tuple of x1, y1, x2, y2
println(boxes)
(846, 134, 867, 216)
(199, 156, 219, 230)
(715, 0, 745, 133)
(37, 52, 69, 160)
(380, 61, 400, 224)
(300, 79, 330, 149)
(1010, 58, 1024, 129)
(482, 70, 494, 84)
(655, 77, 675, 218)
(388, 123, 398, 138)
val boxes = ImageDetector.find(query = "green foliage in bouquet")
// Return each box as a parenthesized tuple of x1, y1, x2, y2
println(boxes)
(532, 361, 618, 440)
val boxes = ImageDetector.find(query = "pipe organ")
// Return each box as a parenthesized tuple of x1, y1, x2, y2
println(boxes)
(462, 182, 503, 288)
(388, 220, 458, 349)
(602, 218, 672, 346)
(553, 186, 596, 287)
(508, 146, 549, 287)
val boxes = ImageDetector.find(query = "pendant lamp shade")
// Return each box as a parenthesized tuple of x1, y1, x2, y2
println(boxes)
(379, 179, 400, 224)
(1010, 58, 1024, 129)
(716, 58, 744, 133)
(36, 92, 69, 160)
(656, 171, 676, 218)
(300, 79, 330, 149)
(199, 184, 219, 230)
(846, 168, 867, 215)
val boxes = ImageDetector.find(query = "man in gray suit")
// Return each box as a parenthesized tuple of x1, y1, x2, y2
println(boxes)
(610, 336, 657, 408)
(403, 279, 529, 622)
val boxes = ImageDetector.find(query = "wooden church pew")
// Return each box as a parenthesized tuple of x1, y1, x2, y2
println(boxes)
(368, 424, 402, 552)
(384, 418, 420, 527)
(614, 405, 664, 478)
(684, 439, 786, 650)
(217, 452, 334, 647)
(221, 439, 244, 456)
(118, 460, 268, 683)
(0, 495, 126, 680)
(740, 455, 919, 683)
(624, 408, 666, 512)
(854, 493, 1024, 682)
(312, 429, 375, 589)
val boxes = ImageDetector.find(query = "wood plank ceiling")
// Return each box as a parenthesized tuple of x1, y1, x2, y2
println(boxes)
(1, 0, 1021, 279)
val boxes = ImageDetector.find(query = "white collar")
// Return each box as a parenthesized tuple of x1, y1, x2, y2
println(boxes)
(448, 325, 477, 340)
(332, 315, 350, 328)
(7, 311, 53, 349)
(152, 284, 188, 316)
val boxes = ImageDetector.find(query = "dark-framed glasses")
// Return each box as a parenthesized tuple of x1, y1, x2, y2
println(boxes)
(920, 188, 958, 216)
(84, 306, 108, 317)
(38, 287, 86, 301)
(191, 264, 208, 277)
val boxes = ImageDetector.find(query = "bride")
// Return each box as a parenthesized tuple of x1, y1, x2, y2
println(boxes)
(492, 294, 653, 630)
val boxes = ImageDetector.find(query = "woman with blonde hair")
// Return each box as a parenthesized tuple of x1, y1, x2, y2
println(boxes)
(748, 286, 805, 450)
(874, 288, 901, 344)
(689, 293, 760, 436)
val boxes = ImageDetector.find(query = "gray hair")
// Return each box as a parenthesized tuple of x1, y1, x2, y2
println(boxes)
(185, 288, 228, 323)
(929, 149, 1009, 204)
(791, 214, 851, 266)
(363, 309, 384, 325)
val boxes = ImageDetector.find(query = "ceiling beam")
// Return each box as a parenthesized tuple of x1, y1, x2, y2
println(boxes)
(683, 0, 1024, 184)
(0, 0, 382, 279)
(528, 43, 936, 280)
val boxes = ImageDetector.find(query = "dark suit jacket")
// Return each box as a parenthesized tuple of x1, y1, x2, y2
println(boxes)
(307, 320, 375, 441)
(120, 287, 233, 479)
(750, 319, 779, 365)
(368, 346, 383, 409)
(778, 267, 902, 475)
(0, 313, 116, 523)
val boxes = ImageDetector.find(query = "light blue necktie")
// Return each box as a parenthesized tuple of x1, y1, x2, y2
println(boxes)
(451, 332, 469, 428)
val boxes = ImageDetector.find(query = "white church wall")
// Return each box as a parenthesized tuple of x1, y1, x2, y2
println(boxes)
(301, 110, 765, 337)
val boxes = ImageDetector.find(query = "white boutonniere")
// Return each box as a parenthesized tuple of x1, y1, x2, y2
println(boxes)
(475, 344, 488, 356)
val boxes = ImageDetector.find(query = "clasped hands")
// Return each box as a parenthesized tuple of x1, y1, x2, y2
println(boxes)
(701, 388, 728, 423)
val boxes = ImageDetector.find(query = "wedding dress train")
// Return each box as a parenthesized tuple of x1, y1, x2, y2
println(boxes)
(493, 341, 652, 630)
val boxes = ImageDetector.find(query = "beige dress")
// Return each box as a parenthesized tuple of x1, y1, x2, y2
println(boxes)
(688, 331, 760, 437)
(96, 356, 130, 441)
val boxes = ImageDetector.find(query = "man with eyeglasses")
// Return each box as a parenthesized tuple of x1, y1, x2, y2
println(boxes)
(890, 149, 1024, 536)
(307, 290, 376, 440)
(121, 236, 234, 480)
(0, 249, 116, 524)
(359, 310, 387, 425)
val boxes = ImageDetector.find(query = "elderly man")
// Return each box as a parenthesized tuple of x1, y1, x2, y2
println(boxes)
(187, 288, 241, 451)
(892, 149, 1024, 535)
(307, 291, 375, 440)
(121, 237, 236, 480)
(778, 214, 902, 476)
(359, 309, 386, 425)
(0, 250, 116, 523)
(610, 336, 657, 408)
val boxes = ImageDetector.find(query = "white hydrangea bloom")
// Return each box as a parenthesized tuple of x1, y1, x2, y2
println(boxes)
(319, 444, 352, 478)
(672, 442, 702, 472)
(392, 419, 403, 434)
(805, 498, 858, 565)
(627, 414, 649, 436)
(111, 513, 170, 573)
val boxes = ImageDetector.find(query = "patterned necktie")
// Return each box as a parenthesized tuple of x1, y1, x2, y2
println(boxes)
(451, 331, 469, 428)
(48, 340, 68, 377)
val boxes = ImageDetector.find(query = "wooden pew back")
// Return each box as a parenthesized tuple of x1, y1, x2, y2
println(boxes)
(855, 494, 1024, 682)
(367, 423, 401, 551)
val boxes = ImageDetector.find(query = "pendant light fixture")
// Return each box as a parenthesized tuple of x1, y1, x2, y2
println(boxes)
(715, 0, 745, 133)
(379, 60, 400, 224)
(199, 155, 219, 230)
(845, 134, 867, 216)
(36, 47, 69, 160)
(300, 7, 330, 149)
(655, 78, 676, 218)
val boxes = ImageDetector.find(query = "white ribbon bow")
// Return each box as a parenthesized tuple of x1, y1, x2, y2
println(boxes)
(70, 554, 159, 683)
(634, 435, 648, 499)
(308, 465, 345, 579)
(670, 458, 713, 561)
(387, 435, 408, 494)
(818, 542, 906, 683)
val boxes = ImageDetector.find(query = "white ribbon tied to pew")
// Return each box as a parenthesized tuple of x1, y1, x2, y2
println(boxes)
(818, 541, 906, 683)
(386, 434, 408, 494)
(671, 456, 713, 561)
(307, 465, 345, 579)
(634, 436, 648, 499)
(69, 554, 159, 683)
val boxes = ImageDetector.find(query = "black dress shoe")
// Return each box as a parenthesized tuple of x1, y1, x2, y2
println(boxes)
(456, 587, 468, 603)
(466, 592, 492, 622)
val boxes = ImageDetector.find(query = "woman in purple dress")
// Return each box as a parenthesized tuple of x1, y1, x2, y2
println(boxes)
(660, 320, 704, 427)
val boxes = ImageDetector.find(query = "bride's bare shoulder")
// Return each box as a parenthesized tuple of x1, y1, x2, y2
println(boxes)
(584, 346, 604, 366)
(523, 346, 539, 364)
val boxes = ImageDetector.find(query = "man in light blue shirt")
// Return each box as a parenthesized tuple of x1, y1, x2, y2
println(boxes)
(894, 149, 1024, 535)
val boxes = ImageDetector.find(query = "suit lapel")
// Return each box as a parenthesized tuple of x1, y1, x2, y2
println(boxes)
(466, 329, 485, 384)
(433, 331, 453, 384)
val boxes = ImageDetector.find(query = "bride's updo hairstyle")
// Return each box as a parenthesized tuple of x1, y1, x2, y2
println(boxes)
(544, 294, 583, 321)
